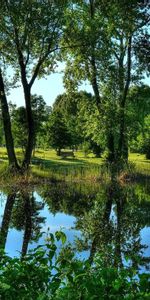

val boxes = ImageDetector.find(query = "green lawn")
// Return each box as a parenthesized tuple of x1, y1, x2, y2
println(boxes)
(0, 148, 150, 183)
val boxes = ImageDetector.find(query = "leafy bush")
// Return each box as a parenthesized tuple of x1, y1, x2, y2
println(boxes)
(0, 231, 150, 300)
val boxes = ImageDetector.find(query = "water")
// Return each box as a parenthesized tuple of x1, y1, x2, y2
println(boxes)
(0, 180, 150, 272)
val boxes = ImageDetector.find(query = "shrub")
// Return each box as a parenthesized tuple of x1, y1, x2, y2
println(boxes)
(0, 231, 150, 300)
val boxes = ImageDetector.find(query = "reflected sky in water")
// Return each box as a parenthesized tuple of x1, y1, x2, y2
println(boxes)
(0, 180, 150, 271)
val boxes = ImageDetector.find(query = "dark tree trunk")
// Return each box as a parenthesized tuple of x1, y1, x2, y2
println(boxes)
(118, 108, 128, 161)
(22, 85, 35, 169)
(0, 193, 16, 250)
(107, 132, 115, 163)
(146, 147, 150, 159)
(57, 148, 61, 156)
(0, 69, 19, 170)
(13, 27, 35, 170)
(118, 36, 132, 162)
(91, 57, 101, 112)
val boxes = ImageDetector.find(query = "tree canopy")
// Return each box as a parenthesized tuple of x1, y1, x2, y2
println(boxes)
(0, 0, 149, 170)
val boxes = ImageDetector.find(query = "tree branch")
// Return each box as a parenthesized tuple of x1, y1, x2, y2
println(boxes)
(122, 35, 132, 107)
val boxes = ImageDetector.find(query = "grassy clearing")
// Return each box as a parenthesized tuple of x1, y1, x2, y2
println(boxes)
(31, 149, 106, 182)
(0, 148, 150, 184)
(129, 153, 150, 177)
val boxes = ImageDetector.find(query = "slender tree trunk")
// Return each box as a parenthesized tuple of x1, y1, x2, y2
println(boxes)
(57, 148, 61, 156)
(13, 27, 35, 170)
(91, 56, 101, 112)
(146, 146, 150, 159)
(22, 85, 35, 169)
(118, 108, 128, 160)
(0, 193, 16, 250)
(107, 131, 115, 163)
(0, 69, 19, 170)
(118, 36, 132, 161)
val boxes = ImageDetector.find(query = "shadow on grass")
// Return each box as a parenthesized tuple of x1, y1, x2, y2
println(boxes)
(140, 160, 150, 164)
(31, 156, 100, 170)
(0, 157, 8, 161)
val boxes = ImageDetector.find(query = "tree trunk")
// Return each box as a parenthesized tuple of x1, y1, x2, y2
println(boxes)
(118, 108, 128, 161)
(107, 132, 115, 163)
(146, 147, 150, 159)
(13, 28, 35, 170)
(0, 69, 19, 170)
(22, 85, 35, 169)
(118, 36, 132, 162)
(57, 148, 61, 156)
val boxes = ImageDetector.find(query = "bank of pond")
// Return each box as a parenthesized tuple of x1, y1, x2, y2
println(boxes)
(0, 179, 150, 299)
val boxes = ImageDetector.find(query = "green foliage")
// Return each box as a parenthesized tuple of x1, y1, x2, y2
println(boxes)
(47, 110, 72, 154)
(62, 0, 150, 162)
(10, 95, 49, 151)
(0, 231, 150, 300)
(137, 115, 150, 159)
(11, 105, 28, 151)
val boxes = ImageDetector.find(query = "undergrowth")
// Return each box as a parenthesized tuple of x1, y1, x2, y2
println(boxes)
(0, 231, 150, 300)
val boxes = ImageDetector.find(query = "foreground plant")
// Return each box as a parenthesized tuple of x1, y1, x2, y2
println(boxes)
(0, 231, 150, 300)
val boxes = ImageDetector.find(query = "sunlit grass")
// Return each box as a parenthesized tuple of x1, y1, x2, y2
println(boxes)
(129, 153, 150, 176)
(34, 149, 103, 165)
(0, 147, 150, 183)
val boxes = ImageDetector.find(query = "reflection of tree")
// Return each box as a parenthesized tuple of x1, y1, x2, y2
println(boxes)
(75, 180, 150, 271)
(38, 180, 150, 270)
(1, 180, 149, 270)
(38, 183, 97, 217)
(0, 193, 16, 250)
(21, 193, 32, 258)
(10, 191, 46, 257)
(0, 188, 46, 257)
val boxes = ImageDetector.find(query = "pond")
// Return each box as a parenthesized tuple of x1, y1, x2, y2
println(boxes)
(0, 179, 150, 272)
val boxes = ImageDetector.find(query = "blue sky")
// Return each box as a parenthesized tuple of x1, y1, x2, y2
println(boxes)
(7, 65, 93, 107)
(7, 71, 149, 108)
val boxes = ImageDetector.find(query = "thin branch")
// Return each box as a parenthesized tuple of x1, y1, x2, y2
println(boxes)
(28, 42, 89, 88)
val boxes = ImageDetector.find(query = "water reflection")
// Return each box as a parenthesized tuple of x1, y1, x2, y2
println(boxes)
(74, 181, 150, 271)
(0, 180, 150, 271)
(0, 189, 46, 258)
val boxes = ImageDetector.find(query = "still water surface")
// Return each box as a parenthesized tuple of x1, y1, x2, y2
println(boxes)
(0, 180, 150, 271)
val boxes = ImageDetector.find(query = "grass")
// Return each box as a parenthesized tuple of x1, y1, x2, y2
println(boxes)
(0, 147, 150, 185)
(31, 149, 105, 182)
(129, 153, 150, 177)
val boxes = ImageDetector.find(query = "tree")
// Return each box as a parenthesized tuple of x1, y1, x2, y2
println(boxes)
(11, 106, 28, 151)
(0, 70, 19, 169)
(31, 95, 49, 150)
(47, 111, 72, 156)
(63, 0, 150, 163)
(53, 92, 86, 150)
(10, 190, 45, 258)
(0, 107, 4, 146)
(0, 0, 67, 169)
(11, 95, 48, 152)
(53, 91, 103, 155)
(127, 85, 150, 155)
(136, 115, 150, 159)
